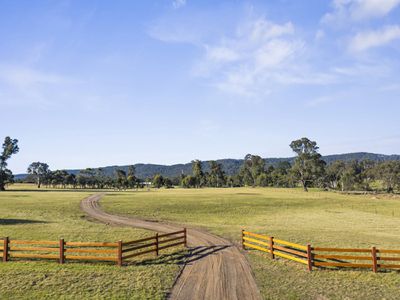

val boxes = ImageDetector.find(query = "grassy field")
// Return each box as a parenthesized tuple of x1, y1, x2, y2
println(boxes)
(101, 187, 400, 300)
(0, 185, 182, 299)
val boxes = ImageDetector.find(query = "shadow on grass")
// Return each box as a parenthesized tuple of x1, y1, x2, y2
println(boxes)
(0, 219, 48, 225)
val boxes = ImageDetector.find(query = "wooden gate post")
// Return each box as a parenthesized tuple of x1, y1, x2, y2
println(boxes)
(269, 236, 275, 259)
(3, 237, 9, 262)
(117, 240, 123, 267)
(183, 228, 187, 247)
(307, 244, 313, 272)
(372, 246, 378, 273)
(59, 238, 65, 264)
(242, 230, 245, 250)
(155, 233, 159, 256)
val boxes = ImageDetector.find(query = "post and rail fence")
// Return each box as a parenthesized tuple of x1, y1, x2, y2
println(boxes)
(242, 230, 400, 273)
(0, 228, 186, 267)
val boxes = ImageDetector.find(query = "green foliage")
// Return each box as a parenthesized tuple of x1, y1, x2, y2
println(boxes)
(290, 137, 326, 191)
(0, 136, 19, 191)
(27, 162, 50, 188)
(152, 174, 164, 188)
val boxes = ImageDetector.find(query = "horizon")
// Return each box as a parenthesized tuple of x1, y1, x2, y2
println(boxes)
(2, 1, 400, 174)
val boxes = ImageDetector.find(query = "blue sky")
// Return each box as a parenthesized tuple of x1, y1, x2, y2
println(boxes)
(1, 0, 400, 173)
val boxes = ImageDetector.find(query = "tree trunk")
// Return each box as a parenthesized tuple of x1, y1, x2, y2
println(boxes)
(302, 180, 308, 192)
(0, 183, 5, 191)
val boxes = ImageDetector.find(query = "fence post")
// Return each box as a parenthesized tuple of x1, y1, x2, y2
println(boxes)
(242, 230, 245, 250)
(3, 237, 9, 262)
(183, 228, 187, 247)
(372, 246, 378, 273)
(59, 238, 65, 264)
(269, 236, 275, 259)
(117, 240, 123, 267)
(155, 233, 159, 256)
(307, 244, 312, 272)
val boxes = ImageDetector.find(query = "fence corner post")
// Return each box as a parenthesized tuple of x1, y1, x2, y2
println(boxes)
(269, 236, 275, 259)
(372, 246, 378, 273)
(242, 229, 245, 250)
(155, 233, 159, 256)
(3, 237, 9, 262)
(117, 240, 123, 267)
(59, 238, 65, 264)
(183, 228, 187, 248)
(307, 244, 312, 272)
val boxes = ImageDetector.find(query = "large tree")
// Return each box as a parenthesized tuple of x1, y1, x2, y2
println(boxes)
(0, 136, 19, 191)
(290, 137, 326, 191)
(27, 162, 50, 188)
(192, 160, 204, 188)
(209, 160, 226, 187)
(239, 154, 265, 186)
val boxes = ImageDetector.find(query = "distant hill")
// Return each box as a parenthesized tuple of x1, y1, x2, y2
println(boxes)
(14, 152, 400, 180)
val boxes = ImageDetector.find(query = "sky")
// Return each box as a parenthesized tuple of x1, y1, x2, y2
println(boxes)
(1, 0, 400, 173)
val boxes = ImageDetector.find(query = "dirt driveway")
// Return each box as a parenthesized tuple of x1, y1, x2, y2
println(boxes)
(81, 193, 261, 300)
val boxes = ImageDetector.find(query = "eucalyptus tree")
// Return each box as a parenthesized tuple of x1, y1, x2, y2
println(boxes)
(27, 162, 50, 188)
(209, 160, 226, 187)
(290, 137, 326, 191)
(192, 160, 204, 188)
(0, 136, 19, 191)
(239, 154, 265, 186)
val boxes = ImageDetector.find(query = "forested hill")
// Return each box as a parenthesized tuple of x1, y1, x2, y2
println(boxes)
(15, 152, 400, 180)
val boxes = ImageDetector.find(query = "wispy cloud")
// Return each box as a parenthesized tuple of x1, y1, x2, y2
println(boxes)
(322, 0, 400, 25)
(349, 25, 400, 51)
(172, 0, 186, 9)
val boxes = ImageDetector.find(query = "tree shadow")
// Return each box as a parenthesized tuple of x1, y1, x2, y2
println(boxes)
(125, 244, 230, 267)
(0, 219, 48, 225)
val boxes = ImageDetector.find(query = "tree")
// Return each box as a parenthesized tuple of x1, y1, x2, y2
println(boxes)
(152, 174, 164, 188)
(192, 160, 204, 188)
(209, 161, 226, 187)
(27, 162, 50, 188)
(290, 137, 326, 191)
(375, 161, 400, 193)
(115, 169, 128, 190)
(239, 154, 265, 186)
(0, 137, 19, 191)
(127, 165, 137, 189)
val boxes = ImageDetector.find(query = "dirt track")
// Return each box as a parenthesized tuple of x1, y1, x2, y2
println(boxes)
(81, 193, 261, 300)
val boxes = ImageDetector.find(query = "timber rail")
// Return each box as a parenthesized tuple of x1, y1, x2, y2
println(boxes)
(0, 228, 186, 266)
(242, 230, 400, 273)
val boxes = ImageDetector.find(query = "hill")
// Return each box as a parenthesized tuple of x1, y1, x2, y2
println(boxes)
(14, 152, 400, 180)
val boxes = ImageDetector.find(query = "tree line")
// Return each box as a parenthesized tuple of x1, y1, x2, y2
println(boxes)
(0, 136, 399, 192)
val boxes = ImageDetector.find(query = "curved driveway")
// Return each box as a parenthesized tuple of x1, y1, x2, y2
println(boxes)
(81, 193, 261, 300)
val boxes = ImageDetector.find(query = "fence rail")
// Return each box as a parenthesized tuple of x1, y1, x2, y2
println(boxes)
(242, 230, 400, 272)
(0, 229, 186, 266)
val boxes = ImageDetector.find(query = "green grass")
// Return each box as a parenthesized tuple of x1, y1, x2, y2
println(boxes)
(0, 186, 182, 299)
(101, 187, 400, 300)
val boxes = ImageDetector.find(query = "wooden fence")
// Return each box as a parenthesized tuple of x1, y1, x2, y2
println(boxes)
(0, 229, 186, 267)
(242, 230, 400, 272)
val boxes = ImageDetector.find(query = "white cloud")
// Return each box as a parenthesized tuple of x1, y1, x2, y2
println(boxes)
(306, 96, 335, 107)
(193, 17, 309, 98)
(349, 25, 400, 51)
(322, 0, 400, 24)
(172, 0, 186, 9)
(0, 65, 73, 88)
